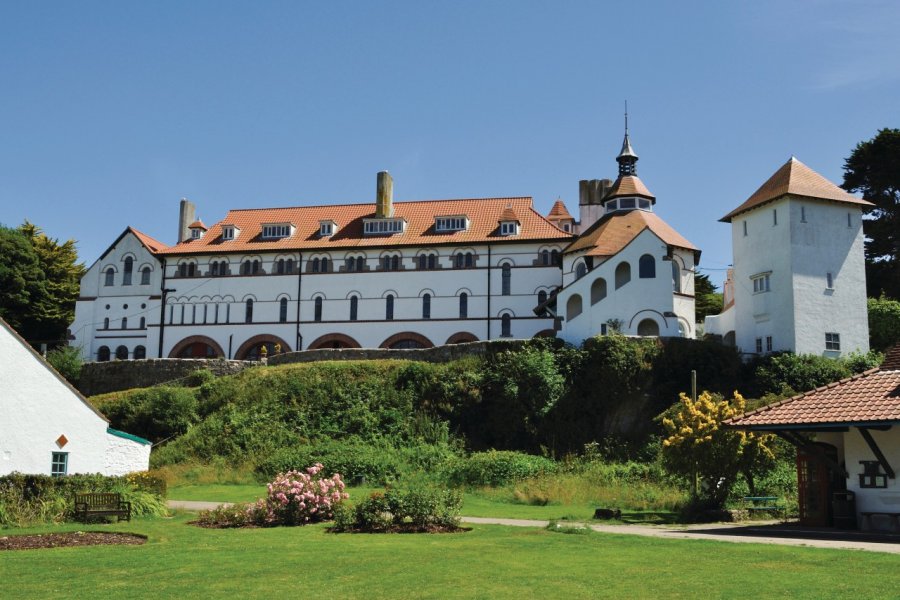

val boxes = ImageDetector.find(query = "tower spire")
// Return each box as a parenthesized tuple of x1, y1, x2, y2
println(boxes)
(616, 101, 638, 177)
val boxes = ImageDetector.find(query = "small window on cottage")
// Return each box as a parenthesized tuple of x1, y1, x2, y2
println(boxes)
(752, 273, 771, 293)
(51, 452, 68, 477)
(825, 332, 841, 351)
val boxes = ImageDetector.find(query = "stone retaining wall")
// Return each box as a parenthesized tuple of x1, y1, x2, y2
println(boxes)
(78, 340, 532, 396)
(79, 359, 253, 396)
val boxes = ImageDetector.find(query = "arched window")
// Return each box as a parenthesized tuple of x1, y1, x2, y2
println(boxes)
(455, 253, 464, 269)
(279, 298, 288, 323)
(140, 317, 146, 329)
(537, 290, 548, 305)
(391, 255, 399, 270)
(639, 254, 656, 278)
(501, 264, 511, 296)
(422, 294, 431, 319)
(123, 257, 133, 285)
(428, 254, 436, 269)
(418, 254, 427, 270)
(211, 262, 220, 276)
(321, 258, 329, 273)
(566, 294, 583, 320)
(245, 299, 253, 323)
(356, 257, 365, 272)
(252, 260, 260, 274)
(312, 258, 321, 273)
(115, 345, 129, 360)
(97, 346, 110, 361)
(286, 259, 294, 273)
(551, 250, 560, 266)
(541, 250, 550, 265)
(103, 317, 109, 329)
(615, 262, 631, 289)
(179, 263, 187, 277)
(465, 253, 474, 268)
(575, 263, 587, 279)
(346, 257, 355, 272)
(243, 260, 251, 275)
(133, 345, 146, 360)
(188, 263, 196, 277)
(314, 297, 323, 322)
(672, 262, 681, 293)
(637, 319, 660, 336)
(591, 278, 607, 304)
(121, 317, 127, 329)
(386, 294, 394, 320)
(141, 266, 151, 285)
(501, 314, 512, 337)
(350, 296, 358, 321)
(277, 259, 285, 274)
(104, 268, 115, 286)
(459, 293, 468, 318)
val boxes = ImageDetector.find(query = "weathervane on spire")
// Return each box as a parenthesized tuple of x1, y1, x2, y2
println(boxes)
(617, 100, 638, 176)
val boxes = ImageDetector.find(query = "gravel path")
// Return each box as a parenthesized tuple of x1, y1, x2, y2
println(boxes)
(167, 500, 900, 554)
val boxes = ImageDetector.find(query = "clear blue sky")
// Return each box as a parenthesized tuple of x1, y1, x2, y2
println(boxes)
(1, 1, 897, 287)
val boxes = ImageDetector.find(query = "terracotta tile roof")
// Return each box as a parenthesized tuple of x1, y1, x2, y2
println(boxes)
(721, 157, 872, 222)
(727, 345, 900, 428)
(188, 220, 207, 230)
(499, 204, 519, 223)
(159, 197, 572, 255)
(606, 175, 655, 200)
(547, 198, 573, 220)
(128, 227, 169, 254)
(565, 209, 699, 257)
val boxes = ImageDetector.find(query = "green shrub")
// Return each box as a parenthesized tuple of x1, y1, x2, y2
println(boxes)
(46, 345, 83, 386)
(445, 451, 556, 487)
(332, 485, 462, 532)
(195, 502, 256, 528)
(753, 353, 851, 396)
(101, 387, 199, 443)
(869, 295, 900, 352)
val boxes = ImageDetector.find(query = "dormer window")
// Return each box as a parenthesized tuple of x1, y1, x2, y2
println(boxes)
(222, 225, 239, 241)
(499, 221, 519, 236)
(191, 228, 202, 239)
(435, 216, 468, 232)
(188, 220, 207, 240)
(262, 223, 293, 239)
(319, 220, 337, 237)
(363, 218, 405, 235)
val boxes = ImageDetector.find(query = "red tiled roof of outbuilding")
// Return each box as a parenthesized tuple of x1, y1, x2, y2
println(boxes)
(565, 209, 698, 258)
(727, 345, 900, 428)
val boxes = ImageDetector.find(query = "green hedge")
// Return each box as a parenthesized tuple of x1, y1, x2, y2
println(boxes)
(444, 451, 556, 487)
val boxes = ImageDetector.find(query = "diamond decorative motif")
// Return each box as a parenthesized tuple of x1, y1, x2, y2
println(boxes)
(56, 434, 68, 448)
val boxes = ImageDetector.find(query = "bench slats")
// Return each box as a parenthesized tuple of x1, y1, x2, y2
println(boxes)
(73, 492, 131, 522)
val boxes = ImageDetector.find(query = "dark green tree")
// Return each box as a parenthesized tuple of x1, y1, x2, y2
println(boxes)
(868, 295, 900, 352)
(0, 225, 47, 336)
(841, 128, 900, 299)
(17, 222, 86, 343)
(694, 273, 724, 322)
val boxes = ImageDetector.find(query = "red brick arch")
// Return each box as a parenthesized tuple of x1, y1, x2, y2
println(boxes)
(446, 332, 478, 345)
(168, 335, 225, 359)
(380, 332, 434, 349)
(306, 333, 362, 350)
(234, 334, 293, 360)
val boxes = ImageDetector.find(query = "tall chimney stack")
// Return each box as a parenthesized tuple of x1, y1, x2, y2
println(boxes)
(376, 171, 393, 218)
(178, 198, 197, 243)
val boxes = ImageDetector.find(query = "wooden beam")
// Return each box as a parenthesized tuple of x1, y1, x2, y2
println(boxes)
(858, 427, 896, 479)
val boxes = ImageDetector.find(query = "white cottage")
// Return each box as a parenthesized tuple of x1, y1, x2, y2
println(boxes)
(705, 158, 872, 357)
(728, 346, 900, 532)
(0, 317, 150, 476)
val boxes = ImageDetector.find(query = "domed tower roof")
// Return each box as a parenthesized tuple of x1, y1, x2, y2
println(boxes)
(606, 111, 655, 204)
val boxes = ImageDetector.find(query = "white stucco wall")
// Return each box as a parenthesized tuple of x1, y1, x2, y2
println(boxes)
(726, 197, 868, 357)
(0, 320, 150, 476)
(843, 428, 900, 529)
(557, 228, 695, 345)
(106, 432, 152, 476)
(71, 230, 162, 361)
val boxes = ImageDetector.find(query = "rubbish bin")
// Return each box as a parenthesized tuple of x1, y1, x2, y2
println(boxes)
(832, 491, 857, 529)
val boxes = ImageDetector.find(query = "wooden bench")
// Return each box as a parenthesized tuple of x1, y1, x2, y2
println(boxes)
(743, 496, 784, 519)
(74, 493, 131, 522)
(860, 511, 900, 532)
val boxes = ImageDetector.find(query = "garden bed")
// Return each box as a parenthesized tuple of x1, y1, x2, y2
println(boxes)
(0, 531, 146, 551)
(329, 524, 471, 534)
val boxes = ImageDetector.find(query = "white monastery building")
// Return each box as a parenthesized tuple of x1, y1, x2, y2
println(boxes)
(705, 158, 872, 357)
(70, 132, 701, 360)
(0, 317, 150, 476)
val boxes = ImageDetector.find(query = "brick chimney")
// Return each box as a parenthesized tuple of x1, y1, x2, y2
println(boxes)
(376, 171, 393, 218)
(178, 198, 197, 243)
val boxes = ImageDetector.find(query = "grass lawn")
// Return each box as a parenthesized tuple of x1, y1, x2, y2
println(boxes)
(168, 484, 677, 523)
(3, 513, 899, 599)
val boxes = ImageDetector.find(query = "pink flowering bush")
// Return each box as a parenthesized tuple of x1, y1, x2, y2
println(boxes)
(247, 464, 349, 526)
